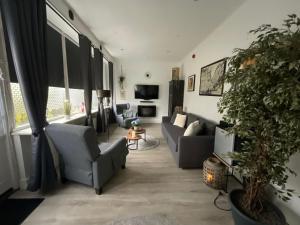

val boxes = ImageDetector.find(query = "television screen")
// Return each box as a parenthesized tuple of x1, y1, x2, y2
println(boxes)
(134, 85, 159, 100)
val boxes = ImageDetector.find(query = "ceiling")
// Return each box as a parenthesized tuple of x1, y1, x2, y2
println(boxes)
(65, 0, 245, 61)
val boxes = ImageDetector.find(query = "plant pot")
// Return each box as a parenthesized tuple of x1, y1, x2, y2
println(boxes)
(229, 190, 286, 225)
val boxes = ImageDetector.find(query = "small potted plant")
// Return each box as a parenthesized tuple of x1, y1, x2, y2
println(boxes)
(119, 75, 125, 90)
(218, 15, 300, 225)
(64, 99, 72, 119)
(131, 119, 141, 131)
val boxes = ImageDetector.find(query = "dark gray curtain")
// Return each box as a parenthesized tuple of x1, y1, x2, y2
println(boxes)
(108, 61, 116, 123)
(0, 0, 57, 192)
(79, 34, 93, 127)
(66, 38, 83, 89)
(94, 48, 104, 133)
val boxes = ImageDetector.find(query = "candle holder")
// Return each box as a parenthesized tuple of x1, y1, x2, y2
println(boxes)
(203, 157, 227, 190)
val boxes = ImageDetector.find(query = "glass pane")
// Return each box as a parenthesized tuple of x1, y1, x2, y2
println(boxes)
(10, 83, 28, 126)
(10, 83, 66, 126)
(69, 88, 85, 114)
(47, 86, 65, 119)
(92, 90, 98, 110)
(103, 59, 109, 90)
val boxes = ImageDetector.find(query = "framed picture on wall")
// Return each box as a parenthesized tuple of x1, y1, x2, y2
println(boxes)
(187, 75, 195, 92)
(199, 58, 227, 96)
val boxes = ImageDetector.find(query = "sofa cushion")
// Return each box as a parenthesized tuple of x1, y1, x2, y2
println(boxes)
(186, 113, 199, 127)
(162, 123, 185, 151)
(173, 114, 187, 128)
(184, 120, 205, 136)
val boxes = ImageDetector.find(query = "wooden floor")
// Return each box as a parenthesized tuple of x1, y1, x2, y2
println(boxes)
(13, 124, 235, 225)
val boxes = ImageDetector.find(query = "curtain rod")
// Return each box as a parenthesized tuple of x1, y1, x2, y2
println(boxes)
(46, 0, 107, 56)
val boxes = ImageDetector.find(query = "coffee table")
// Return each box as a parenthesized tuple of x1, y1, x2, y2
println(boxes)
(126, 128, 147, 150)
(127, 133, 142, 150)
(129, 128, 146, 141)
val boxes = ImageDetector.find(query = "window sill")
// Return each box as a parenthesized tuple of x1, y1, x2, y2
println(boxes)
(11, 109, 98, 136)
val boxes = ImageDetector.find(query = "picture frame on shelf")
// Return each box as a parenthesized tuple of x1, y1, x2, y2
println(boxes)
(199, 58, 227, 96)
(187, 75, 195, 92)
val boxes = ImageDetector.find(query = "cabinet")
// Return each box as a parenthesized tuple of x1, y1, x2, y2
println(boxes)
(168, 80, 184, 117)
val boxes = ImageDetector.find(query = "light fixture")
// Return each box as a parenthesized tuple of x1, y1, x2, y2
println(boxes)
(203, 157, 227, 190)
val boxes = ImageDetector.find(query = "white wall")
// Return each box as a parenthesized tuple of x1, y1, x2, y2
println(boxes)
(114, 59, 176, 123)
(179, 0, 300, 123)
(178, 0, 300, 223)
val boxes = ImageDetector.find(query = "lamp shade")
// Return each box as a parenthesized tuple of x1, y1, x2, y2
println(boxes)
(97, 89, 111, 98)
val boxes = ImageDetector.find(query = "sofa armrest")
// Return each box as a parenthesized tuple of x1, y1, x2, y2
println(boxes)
(178, 135, 215, 168)
(162, 116, 171, 123)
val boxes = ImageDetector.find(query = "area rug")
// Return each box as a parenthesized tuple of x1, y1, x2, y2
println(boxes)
(0, 198, 44, 225)
(129, 134, 160, 151)
(104, 214, 180, 225)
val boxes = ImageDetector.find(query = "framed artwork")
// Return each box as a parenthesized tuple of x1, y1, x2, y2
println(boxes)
(187, 75, 195, 92)
(199, 58, 227, 96)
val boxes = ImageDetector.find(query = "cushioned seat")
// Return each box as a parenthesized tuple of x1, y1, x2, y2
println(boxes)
(163, 123, 185, 151)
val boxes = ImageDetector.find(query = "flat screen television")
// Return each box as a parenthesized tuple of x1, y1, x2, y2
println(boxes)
(134, 85, 159, 100)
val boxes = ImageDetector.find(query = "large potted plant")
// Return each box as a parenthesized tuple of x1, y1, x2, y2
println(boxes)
(218, 15, 300, 225)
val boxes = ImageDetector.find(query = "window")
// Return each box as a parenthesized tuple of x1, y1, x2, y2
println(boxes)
(10, 83, 27, 126)
(10, 84, 66, 126)
(8, 4, 107, 128)
(47, 87, 65, 119)
(92, 91, 98, 110)
(103, 58, 109, 90)
(69, 88, 84, 114)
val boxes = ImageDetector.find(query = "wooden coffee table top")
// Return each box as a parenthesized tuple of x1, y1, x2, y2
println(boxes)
(127, 133, 141, 141)
(128, 128, 145, 134)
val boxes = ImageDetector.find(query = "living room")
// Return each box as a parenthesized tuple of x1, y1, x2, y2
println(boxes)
(0, 0, 299, 225)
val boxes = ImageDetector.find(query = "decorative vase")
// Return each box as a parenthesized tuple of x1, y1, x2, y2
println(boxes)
(229, 189, 286, 225)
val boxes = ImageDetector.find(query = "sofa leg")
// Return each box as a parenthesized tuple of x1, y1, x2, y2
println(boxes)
(122, 164, 126, 169)
(95, 187, 103, 195)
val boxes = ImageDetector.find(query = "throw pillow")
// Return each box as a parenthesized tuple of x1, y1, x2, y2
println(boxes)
(173, 114, 187, 128)
(184, 120, 204, 136)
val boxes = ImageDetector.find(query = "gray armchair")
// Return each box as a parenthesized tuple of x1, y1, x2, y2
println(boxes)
(115, 103, 138, 128)
(45, 123, 128, 194)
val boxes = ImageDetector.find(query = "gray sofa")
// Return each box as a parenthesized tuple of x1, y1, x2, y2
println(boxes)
(45, 123, 128, 194)
(161, 113, 216, 168)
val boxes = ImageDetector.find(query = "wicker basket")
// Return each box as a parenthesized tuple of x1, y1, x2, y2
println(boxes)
(203, 157, 227, 189)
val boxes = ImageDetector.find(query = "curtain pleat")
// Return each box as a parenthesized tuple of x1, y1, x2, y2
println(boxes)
(79, 34, 93, 127)
(108, 61, 116, 123)
(0, 0, 57, 192)
(94, 48, 104, 133)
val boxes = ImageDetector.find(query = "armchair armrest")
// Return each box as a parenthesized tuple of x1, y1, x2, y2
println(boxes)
(162, 116, 171, 123)
(92, 138, 128, 189)
(178, 135, 215, 168)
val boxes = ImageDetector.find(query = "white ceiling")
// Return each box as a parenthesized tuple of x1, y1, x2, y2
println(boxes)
(65, 0, 245, 61)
